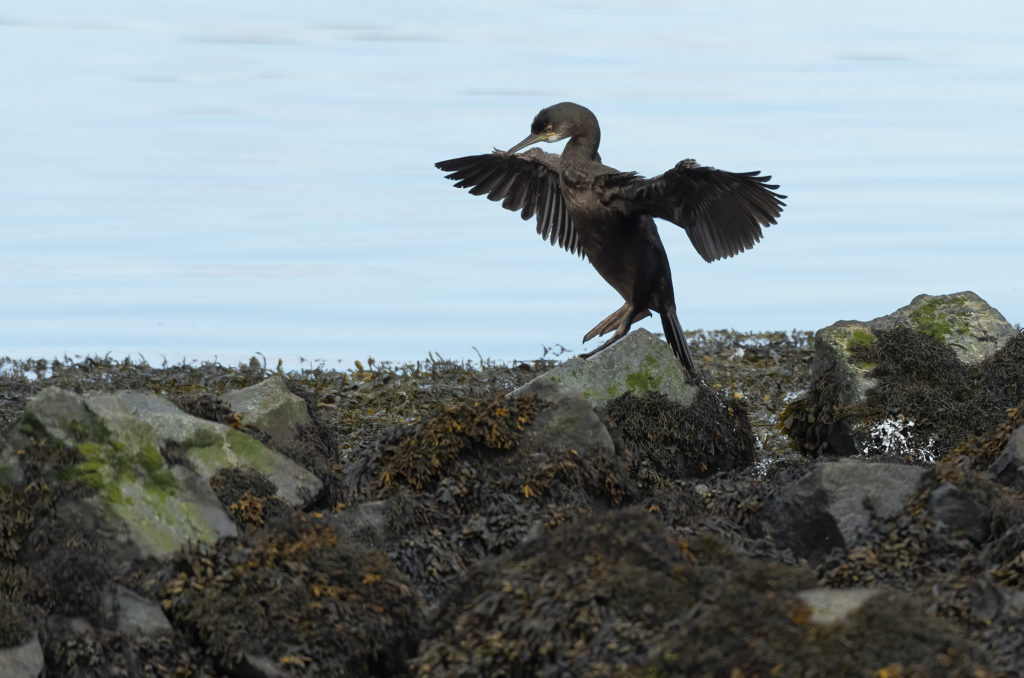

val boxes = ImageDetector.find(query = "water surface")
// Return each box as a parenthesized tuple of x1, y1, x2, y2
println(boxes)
(3, 1, 1021, 367)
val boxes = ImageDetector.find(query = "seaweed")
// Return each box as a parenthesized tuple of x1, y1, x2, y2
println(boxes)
(153, 514, 421, 676)
(601, 386, 756, 482)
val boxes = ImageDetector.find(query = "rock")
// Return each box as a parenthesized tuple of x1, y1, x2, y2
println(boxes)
(990, 425, 1024, 492)
(794, 587, 881, 625)
(513, 328, 697, 407)
(1, 386, 323, 558)
(964, 578, 1010, 623)
(86, 389, 321, 507)
(3, 387, 238, 557)
(766, 460, 928, 561)
(926, 482, 990, 544)
(112, 585, 172, 635)
(218, 376, 312, 456)
(814, 292, 1014, 403)
(514, 378, 616, 458)
(0, 633, 43, 678)
(785, 291, 1018, 457)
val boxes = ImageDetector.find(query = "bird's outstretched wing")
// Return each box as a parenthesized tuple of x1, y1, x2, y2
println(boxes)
(435, 149, 583, 257)
(603, 159, 786, 262)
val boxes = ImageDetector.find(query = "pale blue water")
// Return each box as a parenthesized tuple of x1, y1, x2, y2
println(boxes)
(3, 1, 1022, 368)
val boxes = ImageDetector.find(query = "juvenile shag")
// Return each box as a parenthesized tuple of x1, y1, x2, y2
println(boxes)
(435, 102, 785, 377)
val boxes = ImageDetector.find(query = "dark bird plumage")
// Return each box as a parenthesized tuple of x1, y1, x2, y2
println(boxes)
(436, 102, 785, 377)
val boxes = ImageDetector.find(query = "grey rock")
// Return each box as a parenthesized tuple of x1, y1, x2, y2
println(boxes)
(0, 445, 23, 485)
(218, 376, 313, 456)
(965, 577, 1006, 623)
(3, 387, 239, 557)
(815, 292, 1014, 397)
(0, 386, 323, 557)
(795, 587, 881, 625)
(87, 389, 321, 507)
(112, 585, 172, 635)
(962, 575, 1024, 624)
(0, 387, 104, 484)
(0, 633, 43, 678)
(926, 482, 990, 544)
(807, 291, 1014, 456)
(514, 328, 696, 408)
(515, 378, 615, 458)
(766, 460, 928, 561)
(990, 425, 1024, 492)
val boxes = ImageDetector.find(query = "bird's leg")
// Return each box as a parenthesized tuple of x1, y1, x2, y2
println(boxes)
(583, 304, 652, 342)
(579, 303, 640, 359)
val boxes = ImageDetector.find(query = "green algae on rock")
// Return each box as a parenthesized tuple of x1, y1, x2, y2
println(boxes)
(0, 386, 323, 557)
(513, 328, 697, 407)
(782, 292, 1022, 458)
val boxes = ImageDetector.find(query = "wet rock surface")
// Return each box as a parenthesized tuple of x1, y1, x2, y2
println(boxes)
(1, 295, 1022, 676)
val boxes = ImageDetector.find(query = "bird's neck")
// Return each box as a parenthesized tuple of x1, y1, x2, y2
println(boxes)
(565, 132, 600, 161)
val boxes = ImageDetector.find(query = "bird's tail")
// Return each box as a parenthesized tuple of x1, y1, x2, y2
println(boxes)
(661, 306, 698, 377)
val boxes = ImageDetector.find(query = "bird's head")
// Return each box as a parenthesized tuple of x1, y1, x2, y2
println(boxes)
(507, 102, 600, 154)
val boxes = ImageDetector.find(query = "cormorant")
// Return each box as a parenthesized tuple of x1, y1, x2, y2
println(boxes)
(435, 102, 785, 377)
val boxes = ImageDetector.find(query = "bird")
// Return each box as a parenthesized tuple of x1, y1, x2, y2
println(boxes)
(435, 102, 785, 378)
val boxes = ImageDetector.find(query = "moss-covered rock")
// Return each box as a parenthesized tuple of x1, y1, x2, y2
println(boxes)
(782, 292, 1023, 457)
(514, 328, 697, 407)
(0, 387, 324, 558)
(87, 389, 321, 507)
(217, 376, 312, 450)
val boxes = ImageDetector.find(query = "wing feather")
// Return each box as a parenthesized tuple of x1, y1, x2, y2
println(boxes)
(603, 159, 786, 262)
(436, 150, 584, 257)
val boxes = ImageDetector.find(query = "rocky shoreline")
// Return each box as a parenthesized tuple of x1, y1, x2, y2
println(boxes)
(2, 291, 1023, 676)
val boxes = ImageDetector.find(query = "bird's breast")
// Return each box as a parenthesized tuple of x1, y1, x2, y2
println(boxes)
(561, 190, 668, 305)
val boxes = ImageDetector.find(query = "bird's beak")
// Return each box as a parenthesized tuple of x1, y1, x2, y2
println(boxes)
(507, 132, 551, 155)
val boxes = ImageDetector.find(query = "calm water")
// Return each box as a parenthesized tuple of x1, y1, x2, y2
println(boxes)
(3, 1, 1022, 369)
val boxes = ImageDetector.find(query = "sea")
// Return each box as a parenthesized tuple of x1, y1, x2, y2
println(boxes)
(3, 1, 1022, 369)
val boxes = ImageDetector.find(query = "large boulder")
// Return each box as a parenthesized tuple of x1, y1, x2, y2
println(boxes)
(0, 387, 322, 558)
(813, 291, 1014, 406)
(513, 328, 697, 407)
(765, 460, 929, 562)
(514, 377, 616, 459)
(782, 291, 1021, 457)
(86, 390, 321, 507)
